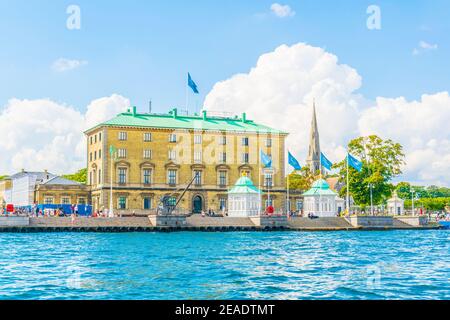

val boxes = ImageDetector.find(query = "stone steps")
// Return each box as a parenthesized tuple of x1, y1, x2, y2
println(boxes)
(288, 217, 355, 229)
(186, 215, 255, 227)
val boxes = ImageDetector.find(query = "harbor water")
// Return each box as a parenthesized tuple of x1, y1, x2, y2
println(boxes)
(0, 230, 449, 300)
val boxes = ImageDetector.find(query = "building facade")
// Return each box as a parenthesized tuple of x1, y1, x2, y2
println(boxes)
(85, 107, 288, 214)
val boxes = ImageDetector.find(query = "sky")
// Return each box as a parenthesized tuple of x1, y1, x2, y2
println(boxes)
(0, 0, 449, 186)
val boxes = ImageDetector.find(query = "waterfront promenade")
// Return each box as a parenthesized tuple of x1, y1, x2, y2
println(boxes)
(0, 215, 441, 233)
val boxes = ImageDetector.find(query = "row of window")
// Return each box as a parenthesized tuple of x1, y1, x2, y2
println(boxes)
(116, 131, 273, 147)
(44, 197, 87, 205)
(113, 149, 265, 164)
(90, 149, 102, 162)
(89, 132, 102, 145)
(93, 168, 273, 187)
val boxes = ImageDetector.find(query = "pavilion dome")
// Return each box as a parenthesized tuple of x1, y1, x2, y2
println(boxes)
(229, 175, 260, 194)
(303, 179, 337, 197)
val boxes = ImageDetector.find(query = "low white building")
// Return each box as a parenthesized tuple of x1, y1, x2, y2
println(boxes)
(302, 179, 338, 217)
(387, 191, 404, 215)
(228, 174, 261, 218)
(9, 171, 56, 206)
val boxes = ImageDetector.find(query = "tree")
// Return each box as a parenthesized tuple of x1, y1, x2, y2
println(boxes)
(334, 135, 405, 207)
(287, 167, 321, 191)
(62, 168, 87, 184)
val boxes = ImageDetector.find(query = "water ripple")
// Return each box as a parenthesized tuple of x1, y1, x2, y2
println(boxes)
(0, 230, 449, 300)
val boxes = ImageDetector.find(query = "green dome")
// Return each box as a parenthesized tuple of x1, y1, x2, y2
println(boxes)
(229, 176, 260, 194)
(303, 179, 337, 197)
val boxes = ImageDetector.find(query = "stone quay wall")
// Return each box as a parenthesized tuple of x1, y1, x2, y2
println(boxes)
(0, 216, 30, 227)
(346, 216, 394, 228)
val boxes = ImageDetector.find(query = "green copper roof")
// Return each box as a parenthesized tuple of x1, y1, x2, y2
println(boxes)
(302, 179, 337, 197)
(85, 107, 288, 134)
(229, 176, 260, 194)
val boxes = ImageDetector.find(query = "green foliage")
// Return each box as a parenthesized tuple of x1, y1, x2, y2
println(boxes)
(62, 168, 87, 184)
(0, 176, 7, 181)
(396, 182, 450, 200)
(404, 198, 450, 211)
(334, 135, 405, 206)
(287, 167, 321, 191)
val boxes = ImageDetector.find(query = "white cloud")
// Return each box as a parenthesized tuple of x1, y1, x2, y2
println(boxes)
(0, 94, 130, 175)
(51, 58, 88, 72)
(270, 3, 295, 18)
(204, 43, 450, 186)
(412, 41, 438, 55)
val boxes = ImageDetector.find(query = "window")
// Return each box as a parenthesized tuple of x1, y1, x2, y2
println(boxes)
(61, 197, 71, 205)
(99, 149, 102, 159)
(78, 198, 86, 205)
(118, 168, 127, 184)
(44, 197, 54, 205)
(168, 150, 176, 161)
(118, 132, 128, 141)
(118, 149, 127, 158)
(118, 197, 127, 210)
(90, 137, 93, 145)
(144, 133, 152, 142)
(219, 171, 227, 186)
(266, 138, 272, 147)
(193, 171, 202, 186)
(242, 153, 249, 164)
(143, 149, 152, 159)
(264, 173, 273, 187)
(219, 198, 227, 211)
(194, 151, 202, 163)
(242, 137, 249, 146)
(143, 169, 152, 185)
(94, 135, 97, 144)
(89, 172, 92, 185)
(99, 132, 102, 142)
(194, 135, 202, 144)
(143, 197, 152, 210)
(98, 169, 102, 184)
(169, 134, 177, 143)
(168, 197, 177, 206)
(218, 152, 227, 164)
(94, 151, 97, 160)
(168, 169, 177, 185)
(90, 153, 92, 162)
(219, 136, 227, 145)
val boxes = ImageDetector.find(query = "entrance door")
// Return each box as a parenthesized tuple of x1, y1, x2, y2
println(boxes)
(193, 196, 203, 214)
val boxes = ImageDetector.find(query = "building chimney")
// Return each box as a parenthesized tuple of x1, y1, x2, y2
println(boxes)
(132, 106, 137, 116)
(242, 113, 247, 123)
(172, 108, 178, 119)
(202, 110, 207, 120)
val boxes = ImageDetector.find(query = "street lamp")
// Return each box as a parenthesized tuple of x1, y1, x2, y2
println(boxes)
(369, 183, 374, 216)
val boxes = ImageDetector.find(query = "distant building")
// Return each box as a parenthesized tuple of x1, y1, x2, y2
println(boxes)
(84, 107, 289, 214)
(1, 170, 89, 207)
(387, 191, 404, 215)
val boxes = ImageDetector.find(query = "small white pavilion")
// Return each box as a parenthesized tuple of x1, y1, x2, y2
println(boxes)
(387, 191, 404, 215)
(302, 179, 339, 217)
(228, 174, 261, 217)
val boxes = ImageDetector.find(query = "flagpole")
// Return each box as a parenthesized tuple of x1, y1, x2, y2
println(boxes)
(346, 152, 350, 216)
(287, 170, 290, 216)
(185, 73, 189, 115)
(110, 150, 114, 218)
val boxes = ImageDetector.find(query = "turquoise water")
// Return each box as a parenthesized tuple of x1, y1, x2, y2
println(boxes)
(0, 230, 449, 300)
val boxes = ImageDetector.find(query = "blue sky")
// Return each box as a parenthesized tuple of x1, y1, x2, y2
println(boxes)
(0, 0, 449, 113)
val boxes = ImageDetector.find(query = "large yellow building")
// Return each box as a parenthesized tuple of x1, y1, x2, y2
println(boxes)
(85, 107, 289, 214)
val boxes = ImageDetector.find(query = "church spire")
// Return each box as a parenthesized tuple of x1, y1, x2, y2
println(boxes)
(306, 100, 321, 174)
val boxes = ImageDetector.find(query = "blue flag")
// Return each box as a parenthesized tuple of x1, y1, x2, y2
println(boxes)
(188, 73, 199, 94)
(348, 153, 363, 172)
(320, 153, 333, 171)
(260, 151, 272, 168)
(288, 152, 301, 170)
